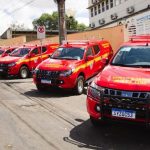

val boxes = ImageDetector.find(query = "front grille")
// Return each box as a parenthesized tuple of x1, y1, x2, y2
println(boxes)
(37, 70, 60, 80)
(104, 88, 149, 99)
(103, 88, 149, 107)
(0, 63, 8, 73)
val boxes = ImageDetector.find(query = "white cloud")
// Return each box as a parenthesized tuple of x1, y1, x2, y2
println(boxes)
(0, 0, 89, 35)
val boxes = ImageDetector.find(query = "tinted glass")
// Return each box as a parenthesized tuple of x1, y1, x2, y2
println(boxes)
(42, 47, 47, 53)
(112, 46, 150, 67)
(86, 48, 94, 57)
(51, 47, 85, 60)
(32, 48, 39, 55)
(0, 50, 4, 55)
(93, 45, 100, 55)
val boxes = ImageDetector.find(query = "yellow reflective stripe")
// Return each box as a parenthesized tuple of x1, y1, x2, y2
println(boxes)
(101, 53, 109, 59)
(73, 52, 110, 73)
(102, 43, 110, 48)
(94, 56, 102, 62)
(42, 54, 48, 59)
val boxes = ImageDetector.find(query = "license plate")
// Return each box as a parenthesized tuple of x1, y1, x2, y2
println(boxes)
(0, 69, 3, 72)
(41, 79, 51, 84)
(112, 108, 136, 119)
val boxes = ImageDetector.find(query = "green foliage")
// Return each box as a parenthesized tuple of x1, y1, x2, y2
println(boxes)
(32, 12, 87, 31)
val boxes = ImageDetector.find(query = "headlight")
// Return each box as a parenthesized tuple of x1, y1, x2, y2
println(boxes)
(8, 62, 16, 67)
(59, 69, 72, 77)
(34, 68, 39, 74)
(87, 81, 105, 101)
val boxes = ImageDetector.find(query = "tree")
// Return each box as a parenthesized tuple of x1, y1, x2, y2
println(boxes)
(32, 12, 87, 31)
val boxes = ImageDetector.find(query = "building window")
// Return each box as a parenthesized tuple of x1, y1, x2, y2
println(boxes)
(110, 0, 114, 8)
(106, 0, 109, 10)
(115, 0, 121, 6)
(91, 8, 94, 17)
(102, 1, 105, 12)
(94, 6, 97, 15)
(98, 4, 101, 14)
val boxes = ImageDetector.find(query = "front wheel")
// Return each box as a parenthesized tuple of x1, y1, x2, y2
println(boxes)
(75, 76, 84, 95)
(19, 66, 29, 79)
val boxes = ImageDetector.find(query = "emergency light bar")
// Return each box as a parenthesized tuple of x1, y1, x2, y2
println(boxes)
(130, 35, 150, 42)
(62, 39, 104, 45)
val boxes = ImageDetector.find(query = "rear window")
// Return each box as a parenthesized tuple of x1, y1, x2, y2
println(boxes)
(93, 45, 100, 55)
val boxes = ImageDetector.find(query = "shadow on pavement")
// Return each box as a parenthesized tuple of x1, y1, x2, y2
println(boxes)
(63, 119, 150, 150)
(24, 87, 87, 98)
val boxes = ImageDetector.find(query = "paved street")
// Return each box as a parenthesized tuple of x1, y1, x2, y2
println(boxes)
(0, 78, 150, 150)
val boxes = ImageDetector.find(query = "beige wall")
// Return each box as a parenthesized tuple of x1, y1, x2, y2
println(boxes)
(0, 25, 125, 52)
(0, 36, 26, 47)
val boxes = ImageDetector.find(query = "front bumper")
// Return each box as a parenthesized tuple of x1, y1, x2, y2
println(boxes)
(87, 86, 150, 125)
(33, 70, 77, 89)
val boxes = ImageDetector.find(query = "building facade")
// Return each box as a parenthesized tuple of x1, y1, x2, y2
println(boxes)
(88, 0, 150, 35)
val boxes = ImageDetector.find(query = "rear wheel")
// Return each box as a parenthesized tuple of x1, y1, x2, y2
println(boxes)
(75, 76, 84, 95)
(19, 66, 29, 79)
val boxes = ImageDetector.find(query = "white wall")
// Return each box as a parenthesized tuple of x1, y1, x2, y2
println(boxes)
(88, 0, 150, 28)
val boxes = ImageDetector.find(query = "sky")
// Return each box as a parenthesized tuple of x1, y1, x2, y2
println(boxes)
(0, 0, 89, 35)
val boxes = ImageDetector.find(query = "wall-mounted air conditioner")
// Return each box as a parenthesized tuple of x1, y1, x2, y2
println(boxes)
(127, 6, 134, 14)
(111, 13, 118, 20)
(91, 23, 95, 28)
(99, 18, 105, 25)
(92, 0, 100, 4)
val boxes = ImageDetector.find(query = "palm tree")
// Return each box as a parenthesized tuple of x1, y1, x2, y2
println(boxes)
(54, 0, 66, 44)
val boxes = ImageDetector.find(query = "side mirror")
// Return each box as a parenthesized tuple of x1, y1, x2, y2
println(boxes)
(29, 53, 35, 57)
(102, 58, 109, 65)
(86, 55, 94, 61)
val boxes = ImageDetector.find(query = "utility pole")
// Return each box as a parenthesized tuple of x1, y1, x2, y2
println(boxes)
(54, 0, 66, 44)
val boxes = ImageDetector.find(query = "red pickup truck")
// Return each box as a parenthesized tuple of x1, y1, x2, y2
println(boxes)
(33, 40, 113, 94)
(87, 35, 150, 127)
(0, 44, 58, 78)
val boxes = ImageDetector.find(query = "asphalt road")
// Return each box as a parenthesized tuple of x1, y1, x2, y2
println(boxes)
(0, 78, 150, 150)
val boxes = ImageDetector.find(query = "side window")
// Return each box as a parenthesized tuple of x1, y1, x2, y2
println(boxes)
(6, 50, 11, 54)
(41, 47, 47, 53)
(86, 48, 94, 57)
(93, 45, 100, 55)
(32, 48, 39, 55)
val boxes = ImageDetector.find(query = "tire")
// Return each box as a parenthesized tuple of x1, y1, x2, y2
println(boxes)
(36, 84, 46, 92)
(75, 76, 84, 95)
(19, 66, 29, 79)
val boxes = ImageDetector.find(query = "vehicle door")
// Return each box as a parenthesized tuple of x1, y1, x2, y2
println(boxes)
(39, 46, 49, 62)
(92, 44, 103, 72)
(84, 47, 95, 79)
(29, 47, 41, 70)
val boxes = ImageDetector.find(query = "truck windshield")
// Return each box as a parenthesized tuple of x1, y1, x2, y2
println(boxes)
(51, 47, 85, 60)
(111, 46, 150, 68)
(0, 49, 4, 55)
(10, 48, 30, 57)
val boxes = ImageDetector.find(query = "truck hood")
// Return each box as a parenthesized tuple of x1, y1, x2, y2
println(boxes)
(0, 56, 20, 64)
(96, 65, 150, 91)
(38, 58, 81, 71)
